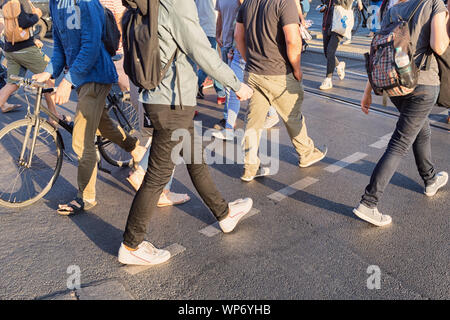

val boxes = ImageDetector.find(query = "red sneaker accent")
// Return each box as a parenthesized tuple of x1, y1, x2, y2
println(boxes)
(217, 97, 226, 105)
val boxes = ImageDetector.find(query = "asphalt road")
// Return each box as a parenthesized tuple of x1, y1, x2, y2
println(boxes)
(0, 39, 448, 300)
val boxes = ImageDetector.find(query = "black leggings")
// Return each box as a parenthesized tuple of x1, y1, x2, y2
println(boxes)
(323, 31, 343, 77)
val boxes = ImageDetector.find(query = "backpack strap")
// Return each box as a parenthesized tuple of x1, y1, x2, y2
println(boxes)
(407, 0, 427, 23)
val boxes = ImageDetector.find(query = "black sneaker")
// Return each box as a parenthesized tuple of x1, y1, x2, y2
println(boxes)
(213, 119, 226, 130)
(197, 86, 204, 99)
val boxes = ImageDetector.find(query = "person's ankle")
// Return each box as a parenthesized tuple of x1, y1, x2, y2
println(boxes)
(124, 243, 138, 251)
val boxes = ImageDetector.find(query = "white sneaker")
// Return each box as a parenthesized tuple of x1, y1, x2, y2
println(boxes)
(353, 203, 392, 227)
(212, 129, 234, 141)
(319, 77, 333, 90)
(219, 198, 253, 233)
(336, 61, 346, 80)
(263, 114, 279, 129)
(118, 241, 171, 266)
(424, 171, 448, 197)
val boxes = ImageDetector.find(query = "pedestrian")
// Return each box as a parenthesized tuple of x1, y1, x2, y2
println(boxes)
(214, 0, 242, 129)
(0, 0, 59, 118)
(319, 0, 353, 90)
(118, 0, 254, 266)
(355, 0, 449, 226)
(194, 0, 227, 105)
(235, 0, 327, 182)
(33, 0, 147, 215)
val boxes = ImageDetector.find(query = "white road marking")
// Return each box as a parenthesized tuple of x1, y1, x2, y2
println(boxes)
(369, 133, 392, 149)
(199, 208, 260, 237)
(324, 152, 368, 173)
(267, 177, 319, 202)
(122, 243, 186, 275)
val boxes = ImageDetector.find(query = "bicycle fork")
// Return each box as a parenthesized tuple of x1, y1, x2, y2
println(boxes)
(19, 87, 44, 168)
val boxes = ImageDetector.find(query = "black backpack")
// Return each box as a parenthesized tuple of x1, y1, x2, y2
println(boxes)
(102, 7, 121, 56)
(435, 47, 450, 109)
(122, 0, 176, 90)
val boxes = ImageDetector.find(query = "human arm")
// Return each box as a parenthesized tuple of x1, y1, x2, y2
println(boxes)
(216, 9, 223, 47)
(430, 11, 449, 55)
(234, 22, 246, 62)
(283, 23, 303, 81)
(171, 0, 250, 98)
(294, 0, 306, 26)
(361, 80, 372, 114)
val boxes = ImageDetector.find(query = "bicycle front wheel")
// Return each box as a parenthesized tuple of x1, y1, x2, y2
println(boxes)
(98, 96, 140, 168)
(0, 119, 63, 208)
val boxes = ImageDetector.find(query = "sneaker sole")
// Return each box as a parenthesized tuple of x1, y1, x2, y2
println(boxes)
(118, 252, 171, 266)
(299, 147, 328, 168)
(353, 208, 392, 227)
(424, 174, 448, 197)
(240, 168, 272, 182)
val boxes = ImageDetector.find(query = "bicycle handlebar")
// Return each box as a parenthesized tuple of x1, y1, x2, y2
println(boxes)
(10, 75, 47, 89)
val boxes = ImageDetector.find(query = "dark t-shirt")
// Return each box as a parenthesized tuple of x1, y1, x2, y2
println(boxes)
(236, 0, 300, 75)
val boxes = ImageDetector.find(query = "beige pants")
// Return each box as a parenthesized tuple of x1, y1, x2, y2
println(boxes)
(244, 72, 315, 172)
(73, 82, 138, 201)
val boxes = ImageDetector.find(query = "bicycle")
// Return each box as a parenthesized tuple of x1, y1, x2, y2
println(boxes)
(0, 76, 141, 208)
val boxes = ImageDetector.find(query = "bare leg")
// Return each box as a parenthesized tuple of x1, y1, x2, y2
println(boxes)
(0, 83, 19, 111)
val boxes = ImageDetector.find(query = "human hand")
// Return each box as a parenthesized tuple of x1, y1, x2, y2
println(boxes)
(32, 72, 51, 83)
(34, 39, 43, 49)
(216, 36, 223, 48)
(361, 90, 372, 114)
(235, 83, 253, 101)
(55, 78, 72, 105)
(293, 68, 303, 81)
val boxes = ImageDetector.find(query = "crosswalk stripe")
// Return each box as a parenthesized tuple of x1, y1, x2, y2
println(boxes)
(267, 177, 319, 202)
(324, 152, 368, 173)
(369, 133, 391, 149)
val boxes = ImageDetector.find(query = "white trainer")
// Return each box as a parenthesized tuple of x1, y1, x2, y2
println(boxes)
(336, 61, 346, 80)
(319, 77, 333, 90)
(219, 198, 253, 233)
(424, 171, 448, 197)
(212, 129, 234, 141)
(353, 203, 392, 227)
(118, 241, 171, 266)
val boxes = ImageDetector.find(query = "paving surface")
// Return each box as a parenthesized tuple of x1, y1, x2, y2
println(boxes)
(0, 34, 448, 300)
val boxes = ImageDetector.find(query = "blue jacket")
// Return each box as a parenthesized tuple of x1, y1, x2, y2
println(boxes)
(45, 0, 118, 88)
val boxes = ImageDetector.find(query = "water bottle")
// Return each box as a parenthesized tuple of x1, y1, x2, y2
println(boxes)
(394, 47, 414, 87)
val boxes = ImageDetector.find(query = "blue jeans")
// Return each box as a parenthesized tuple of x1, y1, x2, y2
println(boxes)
(225, 49, 246, 129)
(361, 85, 439, 208)
(197, 37, 226, 98)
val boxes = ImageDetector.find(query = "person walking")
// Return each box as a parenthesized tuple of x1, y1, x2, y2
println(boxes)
(118, 0, 255, 266)
(33, 0, 147, 214)
(355, 0, 449, 226)
(318, 0, 352, 90)
(235, 0, 327, 182)
(195, 0, 227, 104)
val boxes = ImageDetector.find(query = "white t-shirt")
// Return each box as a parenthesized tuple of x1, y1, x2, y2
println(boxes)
(195, 0, 217, 38)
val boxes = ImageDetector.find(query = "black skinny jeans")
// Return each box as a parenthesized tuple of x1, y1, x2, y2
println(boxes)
(123, 104, 229, 248)
(323, 31, 342, 77)
(361, 85, 440, 208)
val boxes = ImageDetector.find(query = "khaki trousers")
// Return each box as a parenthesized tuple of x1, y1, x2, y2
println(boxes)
(244, 72, 315, 172)
(73, 82, 138, 201)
